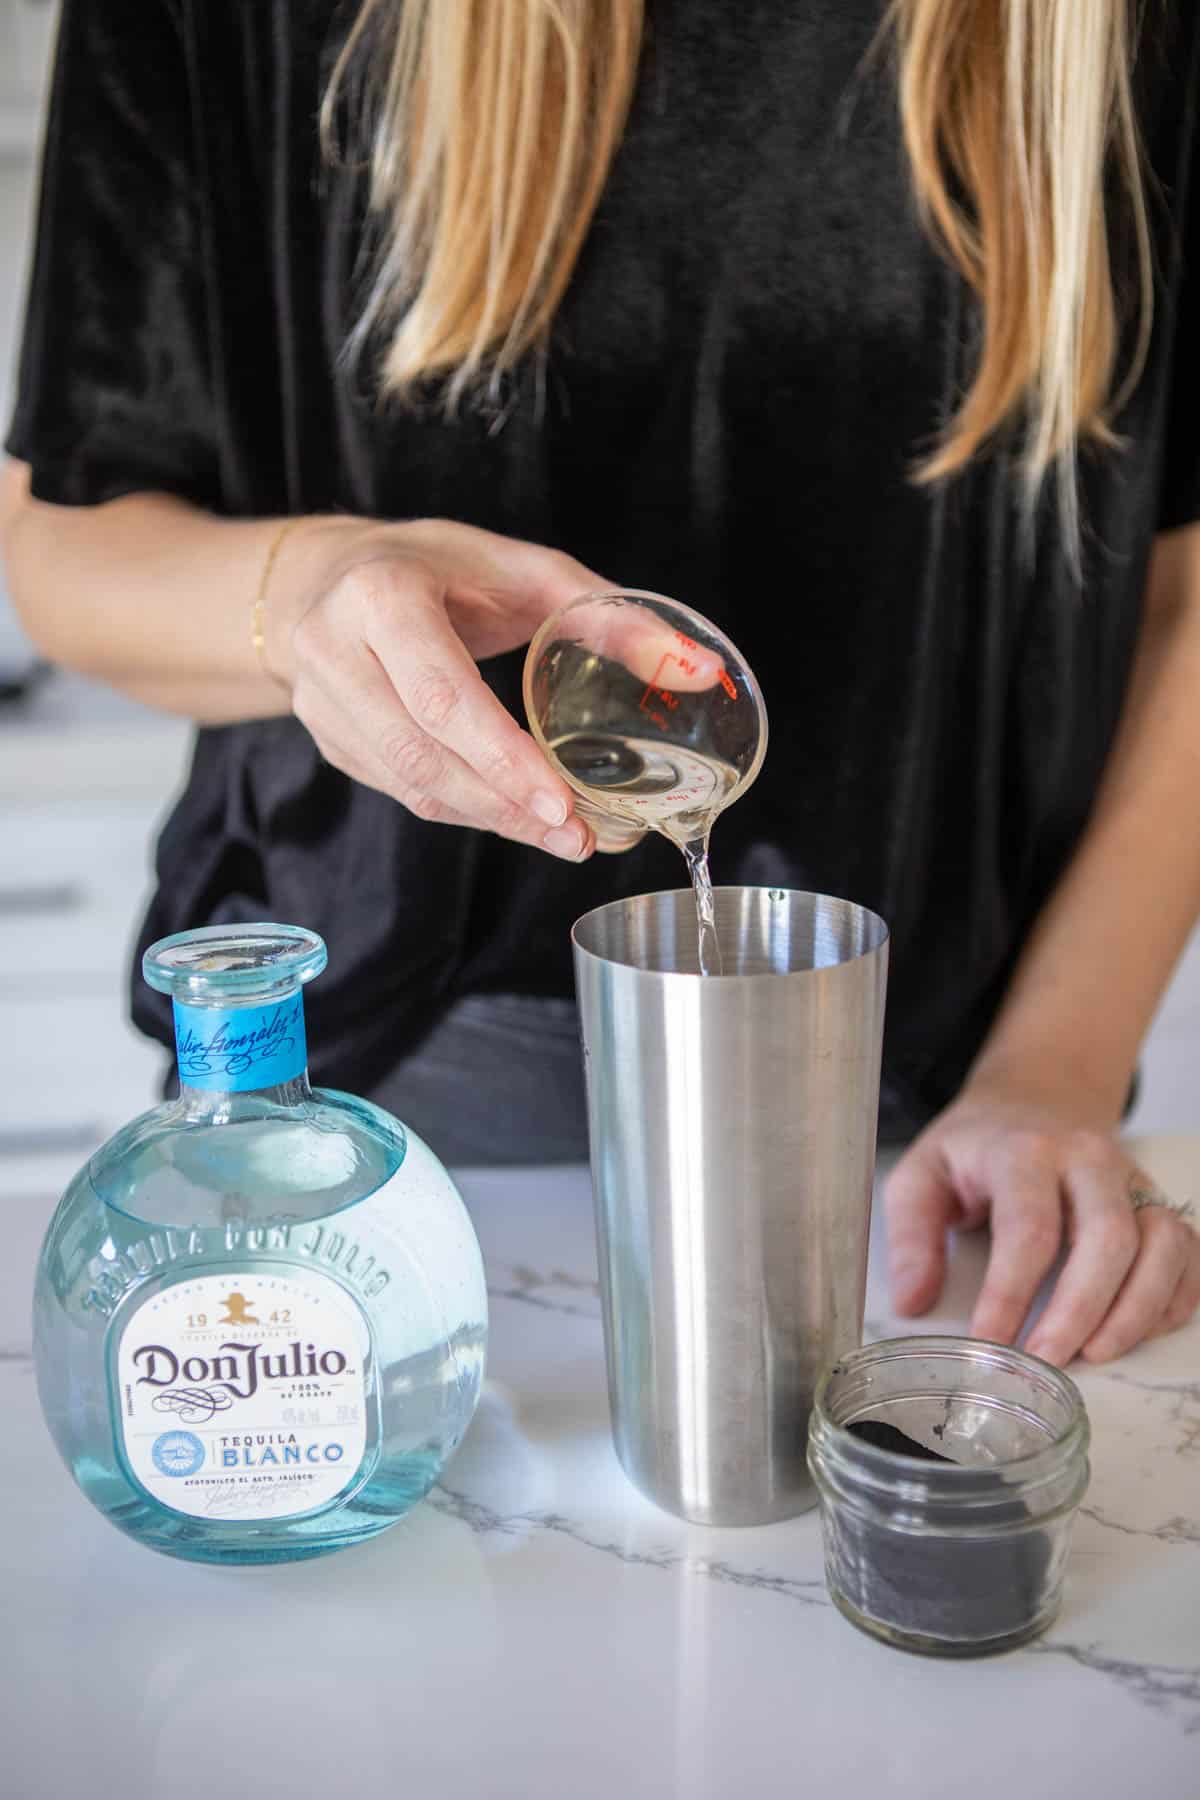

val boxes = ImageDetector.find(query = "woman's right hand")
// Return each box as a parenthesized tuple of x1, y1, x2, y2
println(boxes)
(266, 515, 601, 861)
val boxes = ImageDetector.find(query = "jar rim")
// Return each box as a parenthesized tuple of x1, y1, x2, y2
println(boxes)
(810, 1334, 1090, 1488)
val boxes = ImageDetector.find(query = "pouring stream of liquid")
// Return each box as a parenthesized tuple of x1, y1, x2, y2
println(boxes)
(679, 836, 722, 977)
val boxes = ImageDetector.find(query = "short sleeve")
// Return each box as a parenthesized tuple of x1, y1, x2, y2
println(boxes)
(4, 0, 219, 509)
(1156, 35, 1200, 533)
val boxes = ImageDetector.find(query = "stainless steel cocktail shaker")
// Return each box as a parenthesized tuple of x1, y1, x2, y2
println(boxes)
(573, 886, 888, 1525)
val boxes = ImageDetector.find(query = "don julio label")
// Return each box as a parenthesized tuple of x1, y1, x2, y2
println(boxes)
(112, 1272, 372, 1521)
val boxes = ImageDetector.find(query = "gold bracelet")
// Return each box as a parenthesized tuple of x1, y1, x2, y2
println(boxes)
(252, 517, 304, 682)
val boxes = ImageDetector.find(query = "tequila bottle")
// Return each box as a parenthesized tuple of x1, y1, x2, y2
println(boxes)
(33, 924, 488, 1564)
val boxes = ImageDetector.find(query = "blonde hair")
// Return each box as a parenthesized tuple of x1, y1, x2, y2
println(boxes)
(326, 1, 1152, 545)
(325, 0, 644, 406)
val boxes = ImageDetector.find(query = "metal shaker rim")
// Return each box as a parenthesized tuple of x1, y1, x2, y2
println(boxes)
(572, 885, 889, 980)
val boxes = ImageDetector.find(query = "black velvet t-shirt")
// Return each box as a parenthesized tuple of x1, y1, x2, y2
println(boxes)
(8, 0, 1200, 1137)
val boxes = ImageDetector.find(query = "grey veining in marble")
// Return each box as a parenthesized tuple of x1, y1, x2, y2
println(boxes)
(1080, 1505, 1200, 1546)
(486, 1259, 602, 1319)
(431, 1483, 831, 1605)
(2, 1152, 1199, 1799)
(1029, 1639, 1200, 1736)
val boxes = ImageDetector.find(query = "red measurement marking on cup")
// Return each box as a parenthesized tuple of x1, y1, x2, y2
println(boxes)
(639, 654, 675, 732)
(639, 635, 735, 727)
(639, 643, 723, 731)
(674, 632, 701, 679)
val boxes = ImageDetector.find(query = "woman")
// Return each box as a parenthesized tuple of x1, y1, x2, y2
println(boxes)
(3, 0, 1199, 1366)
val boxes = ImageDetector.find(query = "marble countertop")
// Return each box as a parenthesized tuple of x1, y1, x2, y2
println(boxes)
(2, 1137, 1199, 1800)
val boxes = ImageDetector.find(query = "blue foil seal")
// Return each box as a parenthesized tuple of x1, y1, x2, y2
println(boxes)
(173, 994, 307, 1092)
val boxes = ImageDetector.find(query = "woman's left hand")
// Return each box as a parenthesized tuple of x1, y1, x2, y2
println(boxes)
(882, 1071, 1200, 1365)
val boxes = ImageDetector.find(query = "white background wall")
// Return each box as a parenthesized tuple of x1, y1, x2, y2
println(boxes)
(0, 6, 1195, 1174)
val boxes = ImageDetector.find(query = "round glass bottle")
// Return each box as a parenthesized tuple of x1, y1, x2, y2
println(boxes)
(33, 925, 488, 1564)
(807, 1336, 1090, 1656)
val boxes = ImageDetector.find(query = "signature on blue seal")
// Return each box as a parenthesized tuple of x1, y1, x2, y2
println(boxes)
(175, 999, 302, 1079)
(152, 1430, 206, 1477)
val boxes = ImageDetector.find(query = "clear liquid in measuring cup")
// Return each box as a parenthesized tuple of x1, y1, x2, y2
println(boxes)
(552, 730, 734, 975)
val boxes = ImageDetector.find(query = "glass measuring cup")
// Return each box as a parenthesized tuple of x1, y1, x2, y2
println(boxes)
(523, 590, 767, 853)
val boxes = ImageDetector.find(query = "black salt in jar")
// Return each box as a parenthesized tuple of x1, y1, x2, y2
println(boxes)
(806, 1336, 1090, 1657)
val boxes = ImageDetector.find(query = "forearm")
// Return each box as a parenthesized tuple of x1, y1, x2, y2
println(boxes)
(0, 459, 347, 723)
(970, 521, 1200, 1120)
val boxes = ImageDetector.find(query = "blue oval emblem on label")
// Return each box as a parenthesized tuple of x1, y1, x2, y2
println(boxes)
(152, 1430, 205, 1477)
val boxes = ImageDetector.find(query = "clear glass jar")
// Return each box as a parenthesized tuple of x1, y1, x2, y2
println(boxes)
(807, 1336, 1090, 1657)
(33, 924, 488, 1565)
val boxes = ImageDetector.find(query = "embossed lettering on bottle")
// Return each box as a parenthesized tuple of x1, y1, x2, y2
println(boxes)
(113, 1272, 372, 1521)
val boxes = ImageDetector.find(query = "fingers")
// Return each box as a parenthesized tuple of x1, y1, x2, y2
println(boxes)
(1079, 1208, 1199, 1362)
(1159, 1237, 1200, 1333)
(883, 1146, 961, 1315)
(968, 1139, 1064, 1345)
(1021, 1145, 1138, 1364)
(293, 643, 593, 859)
(880, 1075, 1199, 1366)
(361, 565, 587, 830)
(414, 524, 727, 695)
(400, 520, 604, 649)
